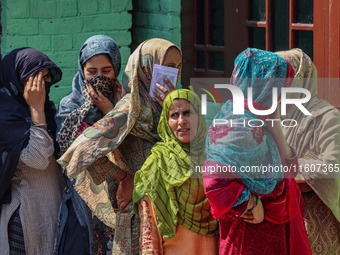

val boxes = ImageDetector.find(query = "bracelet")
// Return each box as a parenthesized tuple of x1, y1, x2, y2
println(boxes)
(31, 123, 48, 128)
(246, 194, 259, 215)
(120, 171, 128, 182)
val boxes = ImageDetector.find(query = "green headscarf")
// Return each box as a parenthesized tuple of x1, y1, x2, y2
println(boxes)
(133, 89, 218, 238)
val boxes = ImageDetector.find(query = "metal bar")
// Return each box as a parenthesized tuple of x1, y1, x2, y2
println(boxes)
(246, 20, 267, 28)
(266, 0, 273, 50)
(204, 0, 210, 70)
(291, 23, 314, 30)
(193, 45, 225, 52)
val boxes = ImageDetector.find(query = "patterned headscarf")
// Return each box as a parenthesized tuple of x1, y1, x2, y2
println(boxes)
(55, 35, 121, 155)
(0, 48, 62, 204)
(58, 38, 181, 227)
(133, 89, 218, 238)
(204, 48, 294, 206)
(203, 48, 311, 255)
(277, 48, 340, 221)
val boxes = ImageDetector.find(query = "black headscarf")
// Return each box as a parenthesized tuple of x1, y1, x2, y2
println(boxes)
(0, 47, 62, 204)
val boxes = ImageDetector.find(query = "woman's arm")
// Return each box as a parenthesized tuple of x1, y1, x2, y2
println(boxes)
(21, 72, 54, 169)
(138, 195, 163, 254)
(88, 156, 134, 211)
(20, 126, 54, 170)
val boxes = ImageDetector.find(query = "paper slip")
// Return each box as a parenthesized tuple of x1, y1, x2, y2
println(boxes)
(149, 64, 178, 101)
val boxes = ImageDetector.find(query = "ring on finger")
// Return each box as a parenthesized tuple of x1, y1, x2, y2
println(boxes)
(94, 95, 98, 99)
(33, 82, 37, 87)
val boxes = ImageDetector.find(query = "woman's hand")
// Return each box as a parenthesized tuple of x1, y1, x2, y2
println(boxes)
(116, 174, 134, 211)
(24, 72, 47, 124)
(85, 83, 114, 114)
(241, 195, 264, 224)
(153, 77, 176, 107)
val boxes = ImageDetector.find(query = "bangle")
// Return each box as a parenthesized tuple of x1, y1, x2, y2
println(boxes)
(31, 123, 48, 128)
(120, 171, 128, 182)
(246, 194, 259, 215)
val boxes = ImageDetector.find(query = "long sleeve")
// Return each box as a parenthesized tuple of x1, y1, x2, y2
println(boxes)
(20, 126, 54, 170)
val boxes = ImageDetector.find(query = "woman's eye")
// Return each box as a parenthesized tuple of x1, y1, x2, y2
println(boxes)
(184, 110, 191, 116)
(170, 113, 178, 118)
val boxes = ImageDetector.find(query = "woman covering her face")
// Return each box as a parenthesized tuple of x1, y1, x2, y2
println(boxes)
(277, 48, 340, 254)
(56, 34, 122, 154)
(54, 35, 122, 255)
(0, 48, 64, 254)
(58, 38, 182, 254)
(132, 89, 218, 254)
(203, 48, 312, 255)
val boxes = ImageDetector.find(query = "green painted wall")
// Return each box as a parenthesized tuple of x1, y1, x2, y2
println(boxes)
(131, 0, 181, 50)
(131, 0, 182, 89)
(1, 0, 133, 106)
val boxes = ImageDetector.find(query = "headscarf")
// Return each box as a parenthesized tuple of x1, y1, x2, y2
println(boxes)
(0, 47, 62, 204)
(58, 38, 182, 227)
(55, 35, 121, 155)
(203, 48, 311, 254)
(133, 89, 218, 238)
(204, 48, 294, 208)
(277, 48, 340, 221)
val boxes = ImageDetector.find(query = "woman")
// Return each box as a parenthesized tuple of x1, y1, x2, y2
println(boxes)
(58, 38, 181, 254)
(277, 48, 340, 254)
(0, 48, 64, 254)
(133, 89, 218, 254)
(54, 35, 123, 254)
(203, 48, 312, 254)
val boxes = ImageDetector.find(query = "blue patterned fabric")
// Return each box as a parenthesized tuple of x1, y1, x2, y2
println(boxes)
(205, 48, 292, 206)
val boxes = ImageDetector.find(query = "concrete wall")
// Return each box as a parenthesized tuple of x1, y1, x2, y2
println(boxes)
(1, 0, 133, 105)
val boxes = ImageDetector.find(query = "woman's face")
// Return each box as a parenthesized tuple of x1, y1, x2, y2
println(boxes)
(84, 54, 115, 79)
(162, 47, 182, 85)
(24, 68, 51, 87)
(41, 69, 52, 83)
(168, 99, 199, 144)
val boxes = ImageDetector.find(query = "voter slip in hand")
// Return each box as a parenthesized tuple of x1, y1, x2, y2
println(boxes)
(149, 64, 178, 101)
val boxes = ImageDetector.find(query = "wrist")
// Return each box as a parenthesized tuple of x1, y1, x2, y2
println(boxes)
(30, 106, 45, 114)
(119, 171, 128, 182)
(246, 194, 258, 215)
(30, 108, 46, 124)
(102, 108, 114, 115)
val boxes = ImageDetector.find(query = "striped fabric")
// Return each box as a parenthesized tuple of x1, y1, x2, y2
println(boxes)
(0, 126, 65, 255)
(133, 89, 218, 238)
(8, 207, 26, 255)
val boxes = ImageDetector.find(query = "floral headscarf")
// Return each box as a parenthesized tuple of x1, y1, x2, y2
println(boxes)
(203, 48, 311, 254)
(204, 48, 294, 205)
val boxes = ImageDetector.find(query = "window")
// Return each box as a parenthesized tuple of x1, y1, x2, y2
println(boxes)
(181, 0, 340, 107)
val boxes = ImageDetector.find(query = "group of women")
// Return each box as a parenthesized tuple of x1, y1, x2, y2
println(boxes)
(0, 33, 338, 255)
